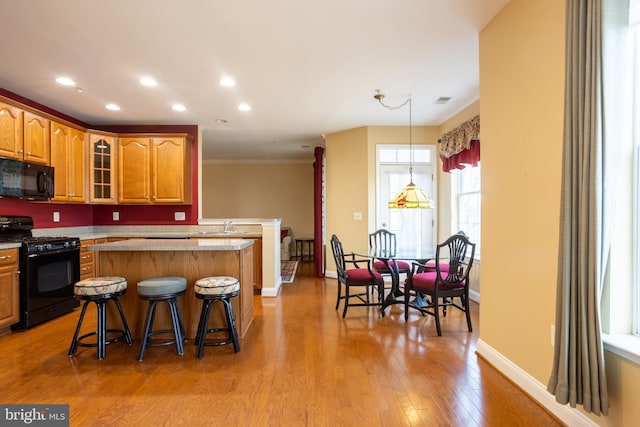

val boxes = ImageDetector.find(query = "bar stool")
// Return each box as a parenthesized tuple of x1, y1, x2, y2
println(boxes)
(137, 276, 187, 361)
(194, 276, 241, 359)
(68, 276, 133, 360)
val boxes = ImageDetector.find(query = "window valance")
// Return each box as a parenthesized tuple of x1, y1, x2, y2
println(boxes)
(439, 115, 480, 158)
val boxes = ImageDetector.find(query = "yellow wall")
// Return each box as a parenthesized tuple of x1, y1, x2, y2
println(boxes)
(325, 127, 371, 271)
(480, 0, 640, 425)
(200, 160, 314, 238)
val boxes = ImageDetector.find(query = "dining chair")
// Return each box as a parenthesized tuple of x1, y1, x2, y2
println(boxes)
(330, 234, 385, 318)
(368, 229, 411, 276)
(404, 232, 476, 336)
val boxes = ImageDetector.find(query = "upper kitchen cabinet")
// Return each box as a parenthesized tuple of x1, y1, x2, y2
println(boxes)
(0, 101, 23, 160)
(87, 131, 117, 204)
(23, 111, 51, 165)
(118, 134, 192, 204)
(50, 121, 86, 203)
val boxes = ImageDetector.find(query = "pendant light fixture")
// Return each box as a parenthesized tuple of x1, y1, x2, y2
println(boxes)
(374, 91, 433, 209)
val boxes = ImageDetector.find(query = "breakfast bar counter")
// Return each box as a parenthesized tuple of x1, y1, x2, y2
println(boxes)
(88, 238, 254, 340)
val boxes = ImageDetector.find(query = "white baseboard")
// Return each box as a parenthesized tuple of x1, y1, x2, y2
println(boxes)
(475, 339, 597, 427)
(469, 288, 480, 304)
(260, 279, 282, 297)
(325, 270, 337, 279)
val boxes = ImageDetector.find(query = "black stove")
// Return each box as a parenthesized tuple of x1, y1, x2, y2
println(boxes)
(0, 215, 81, 330)
(0, 216, 80, 254)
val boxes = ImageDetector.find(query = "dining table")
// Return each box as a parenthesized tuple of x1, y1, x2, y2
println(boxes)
(356, 247, 435, 314)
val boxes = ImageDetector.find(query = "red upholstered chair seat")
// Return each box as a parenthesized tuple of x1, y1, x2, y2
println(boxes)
(346, 268, 384, 283)
(373, 260, 411, 272)
(409, 272, 466, 292)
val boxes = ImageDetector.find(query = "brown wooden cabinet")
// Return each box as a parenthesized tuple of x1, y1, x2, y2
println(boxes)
(0, 101, 24, 160)
(23, 111, 50, 165)
(0, 248, 20, 329)
(51, 121, 86, 202)
(118, 134, 191, 204)
(87, 131, 117, 203)
(80, 238, 107, 279)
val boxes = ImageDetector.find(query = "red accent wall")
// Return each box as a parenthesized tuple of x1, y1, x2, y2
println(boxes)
(0, 89, 200, 227)
(0, 199, 94, 228)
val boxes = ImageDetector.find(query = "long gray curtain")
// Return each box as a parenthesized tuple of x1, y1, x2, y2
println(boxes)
(547, 0, 609, 416)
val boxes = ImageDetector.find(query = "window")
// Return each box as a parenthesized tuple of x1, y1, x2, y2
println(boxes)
(376, 145, 436, 254)
(454, 163, 481, 257)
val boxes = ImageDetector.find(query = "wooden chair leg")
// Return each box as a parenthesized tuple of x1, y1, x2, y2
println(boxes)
(434, 298, 443, 336)
(463, 296, 473, 332)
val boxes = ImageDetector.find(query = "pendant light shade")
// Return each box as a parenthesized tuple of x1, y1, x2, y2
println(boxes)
(375, 91, 433, 209)
(388, 181, 433, 209)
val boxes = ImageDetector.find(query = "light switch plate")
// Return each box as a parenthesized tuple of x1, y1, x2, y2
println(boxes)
(112, 212, 120, 221)
(175, 212, 186, 221)
(353, 212, 362, 220)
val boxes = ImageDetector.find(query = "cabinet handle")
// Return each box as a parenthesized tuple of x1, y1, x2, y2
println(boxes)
(18, 149, 23, 154)
(81, 267, 90, 272)
(26, 151, 31, 155)
(0, 255, 11, 260)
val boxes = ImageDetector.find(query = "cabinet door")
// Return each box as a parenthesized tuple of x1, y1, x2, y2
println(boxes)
(151, 137, 187, 203)
(119, 137, 151, 203)
(68, 127, 86, 202)
(23, 112, 50, 165)
(50, 122, 70, 201)
(88, 133, 117, 203)
(0, 249, 19, 329)
(0, 102, 23, 159)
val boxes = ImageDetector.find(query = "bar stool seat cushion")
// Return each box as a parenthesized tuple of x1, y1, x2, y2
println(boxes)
(195, 276, 240, 295)
(74, 276, 127, 296)
(138, 276, 187, 296)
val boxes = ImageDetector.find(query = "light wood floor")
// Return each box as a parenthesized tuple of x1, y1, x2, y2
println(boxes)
(0, 262, 562, 426)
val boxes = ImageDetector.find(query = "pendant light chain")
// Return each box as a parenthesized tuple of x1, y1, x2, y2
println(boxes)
(374, 90, 433, 209)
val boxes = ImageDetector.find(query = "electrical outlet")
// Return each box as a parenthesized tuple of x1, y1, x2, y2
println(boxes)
(353, 212, 362, 220)
(174, 212, 186, 221)
(112, 211, 120, 221)
(53, 212, 60, 222)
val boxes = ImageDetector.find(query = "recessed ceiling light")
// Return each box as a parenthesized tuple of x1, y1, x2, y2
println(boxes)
(55, 77, 76, 86)
(434, 96, 452, 105)
(238, 103, 251, 112)
(105, 103, 120, 111)
(215, 118, 229, 124)
(140, 76, 157, 87)
(172, 104, 186, 112)
(220, 77, 236, 87)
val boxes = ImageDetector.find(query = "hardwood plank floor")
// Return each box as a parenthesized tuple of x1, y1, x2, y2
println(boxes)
(0, 262, 562, 426)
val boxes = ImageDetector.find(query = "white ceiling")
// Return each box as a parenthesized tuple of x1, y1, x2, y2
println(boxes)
(0, 0, 508, 160)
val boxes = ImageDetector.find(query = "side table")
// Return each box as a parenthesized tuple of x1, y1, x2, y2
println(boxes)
(295, 238, 314, 262)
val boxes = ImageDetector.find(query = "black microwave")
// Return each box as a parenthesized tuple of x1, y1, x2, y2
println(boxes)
(0, 158, 54, 200)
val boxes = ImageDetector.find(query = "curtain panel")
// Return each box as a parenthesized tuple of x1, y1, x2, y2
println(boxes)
(547, 0, 609, 416)
(439, 115, 480, 172)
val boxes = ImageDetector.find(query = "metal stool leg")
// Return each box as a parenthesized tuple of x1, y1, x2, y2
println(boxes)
(113, 297, 133, 345)
(137, 300, 158, 361)
(68, 300, 89, 357)
(168, 298, 184, 355)
(222, 297, 240, 353)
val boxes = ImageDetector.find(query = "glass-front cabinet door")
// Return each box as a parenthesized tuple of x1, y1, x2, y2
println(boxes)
(88, 131, 117, 203)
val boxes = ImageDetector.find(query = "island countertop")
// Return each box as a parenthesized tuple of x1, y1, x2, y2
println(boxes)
(87, 238, 254, 251)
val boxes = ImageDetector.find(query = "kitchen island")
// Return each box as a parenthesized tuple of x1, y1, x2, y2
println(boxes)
(88, 238, 254, 340)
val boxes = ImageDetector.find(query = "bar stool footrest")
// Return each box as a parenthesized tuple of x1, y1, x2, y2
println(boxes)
(143, 329, 187, 348)
(75, 328, 131, 349)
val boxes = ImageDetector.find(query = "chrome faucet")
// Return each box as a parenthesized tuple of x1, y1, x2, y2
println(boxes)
(224, 221, 233, 233)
